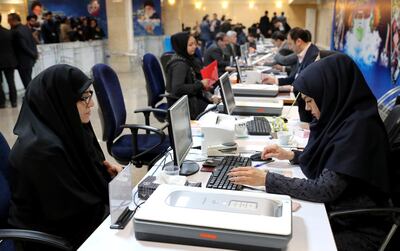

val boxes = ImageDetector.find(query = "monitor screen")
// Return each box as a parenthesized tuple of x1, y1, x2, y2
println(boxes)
(240, 44, 248, 63)
(168, 95, 193, 168)
(219, 72, 236, 115)
(235, 57, 242, 83)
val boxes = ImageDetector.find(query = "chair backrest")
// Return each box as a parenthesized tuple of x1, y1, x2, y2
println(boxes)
(160, 52, 174, 78)
(385, 105, 400, 206)
(195, 47, 203, 64)
(0, 132, 11, 228)
(91, 64, 126, 145)
(142, 53, 165, 107)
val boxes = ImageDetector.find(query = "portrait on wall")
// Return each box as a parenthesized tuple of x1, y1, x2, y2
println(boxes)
(392, 0, 400, 84)
(133, 0, 163, 36)
(332, 0, 393, 98)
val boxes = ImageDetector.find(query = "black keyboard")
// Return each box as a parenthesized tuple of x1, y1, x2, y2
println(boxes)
(246, 117, 271, 135)
(206, 156, 252, 191)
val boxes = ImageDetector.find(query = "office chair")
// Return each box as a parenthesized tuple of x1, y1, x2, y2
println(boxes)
(0, 132, 73, 251)
(142, 53, 178, 122)
(195, 47, 203, 65)
(329, 105, 400, 250)
(159, 51, 174, 78)
(92, 64, 170, 168)
(378, 87, 400, 121)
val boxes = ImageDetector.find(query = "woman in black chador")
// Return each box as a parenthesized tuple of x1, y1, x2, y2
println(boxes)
(229, 54, 392, 250)
(8, 65, 121, 250)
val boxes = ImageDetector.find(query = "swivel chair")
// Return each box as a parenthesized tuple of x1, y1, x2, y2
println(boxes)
(92, 64, 170, 168)
(142, 53, 177, 122)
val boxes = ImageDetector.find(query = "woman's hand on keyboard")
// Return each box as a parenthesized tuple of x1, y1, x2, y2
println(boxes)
(228, 167, 267, 186)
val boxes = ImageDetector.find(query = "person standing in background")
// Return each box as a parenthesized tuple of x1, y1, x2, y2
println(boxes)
(26, 15, 41, 44)
(0, 14, 18, 108)
(41, 12, 59, 44)
(259, 11, 271, 38)
(8, 13, 38, 90)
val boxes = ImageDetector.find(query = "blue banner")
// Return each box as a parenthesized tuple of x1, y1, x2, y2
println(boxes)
(331, 0, 397, 98)
(28, 0, 108, 36)
(133, 0, 163, 36)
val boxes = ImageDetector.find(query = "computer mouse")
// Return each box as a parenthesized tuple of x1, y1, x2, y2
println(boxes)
(222, 142, 237, 147)
(250, 152, 272, 162)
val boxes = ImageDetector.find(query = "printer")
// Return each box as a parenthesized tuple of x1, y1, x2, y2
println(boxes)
(134, 184, 292, 251)
(232, 83, 279, 97)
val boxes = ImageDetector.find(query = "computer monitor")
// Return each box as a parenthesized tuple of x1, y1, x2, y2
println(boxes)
(240, 44, 248, 64)
(235, 57, 243, 83)
(219, 72, 236, 115)
(166, 95, 199, 176)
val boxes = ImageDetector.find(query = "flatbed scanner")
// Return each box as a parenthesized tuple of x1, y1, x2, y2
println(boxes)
(134, 185, 292, 251)
(232, 83, 279, 97)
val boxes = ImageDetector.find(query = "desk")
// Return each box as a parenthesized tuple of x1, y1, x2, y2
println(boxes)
(79, 115, 337, 251)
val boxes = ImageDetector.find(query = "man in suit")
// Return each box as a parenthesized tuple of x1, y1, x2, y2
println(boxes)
(224, 30, 241, 60)
(8, 13, 38, 89)
(263, 27, 320, 122)
(0, 14, 18, 108)
(204, 32, 232, 76)
(266, 31, 297, 68)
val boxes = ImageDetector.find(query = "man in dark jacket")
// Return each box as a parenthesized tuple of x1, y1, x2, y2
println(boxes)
(204, 32, 231, 76)
(0, 14, 18, 108)
(259, 11, 271, 38)
(8, 13, 38, 89)
(263, 27, 320, 122)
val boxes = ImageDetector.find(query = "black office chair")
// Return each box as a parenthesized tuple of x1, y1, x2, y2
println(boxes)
(0, 132, 73, 251)
(92, 64, 170, 168)
(329, 104, 400, 250)
(159, 51, 174, 77)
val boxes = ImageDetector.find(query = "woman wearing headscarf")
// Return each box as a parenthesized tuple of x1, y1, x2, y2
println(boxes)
(166, 31, 219, 120)
(228, 54, 392, 250)
(8, 65, 121, 250)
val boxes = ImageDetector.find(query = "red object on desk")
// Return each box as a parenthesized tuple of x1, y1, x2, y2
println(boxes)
(200, 60, 219, 86)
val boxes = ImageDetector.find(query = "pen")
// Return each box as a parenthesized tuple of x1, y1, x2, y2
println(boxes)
(216, 115, 220, 124)
(254, 163, 267, 168)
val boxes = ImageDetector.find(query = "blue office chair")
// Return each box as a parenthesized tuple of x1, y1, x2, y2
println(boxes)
(195, 47, 203, 65)
(92, 64, 170, 168)
(0, 132, 72, 251)
(142, 53, 177, 123)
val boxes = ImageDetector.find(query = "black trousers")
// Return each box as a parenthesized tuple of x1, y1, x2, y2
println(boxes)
(17, 67, 33, 89)
(0, 68, 17, 105)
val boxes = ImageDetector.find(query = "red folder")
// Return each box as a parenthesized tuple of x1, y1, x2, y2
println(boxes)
(200, 60, 219, 86)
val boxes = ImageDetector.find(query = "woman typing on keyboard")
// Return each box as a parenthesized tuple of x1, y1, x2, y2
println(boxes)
(8, 65, 122, 250)
(228, 54, 392, 251)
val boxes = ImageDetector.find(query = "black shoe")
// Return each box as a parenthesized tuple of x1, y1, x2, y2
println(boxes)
(11, 102, 17, 108)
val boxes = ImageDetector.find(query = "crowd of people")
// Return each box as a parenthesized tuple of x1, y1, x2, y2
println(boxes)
(28, 1, 105, 44)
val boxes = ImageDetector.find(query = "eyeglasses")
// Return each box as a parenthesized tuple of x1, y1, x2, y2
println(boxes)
(79, 90, 93, 105)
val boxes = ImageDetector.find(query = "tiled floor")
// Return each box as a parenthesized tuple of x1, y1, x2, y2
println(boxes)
(0, 67, 164, 185)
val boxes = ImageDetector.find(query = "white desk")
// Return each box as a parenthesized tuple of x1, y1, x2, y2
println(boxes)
(79, 129, 337, 251)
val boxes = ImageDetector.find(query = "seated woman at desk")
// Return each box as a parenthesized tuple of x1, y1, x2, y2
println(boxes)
(8, 65, 122, 250)
(166, 31, 219, 120)
(228, 54, 391, 251)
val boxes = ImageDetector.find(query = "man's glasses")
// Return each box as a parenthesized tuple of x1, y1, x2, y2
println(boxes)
(79, 90, 93, 105)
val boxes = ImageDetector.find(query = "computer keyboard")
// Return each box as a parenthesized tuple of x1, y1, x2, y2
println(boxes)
(206, 156, 252, 191)
(246, 117, 271, 135)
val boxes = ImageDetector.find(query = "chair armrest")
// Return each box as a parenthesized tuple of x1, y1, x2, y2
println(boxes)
(159, 93, 179, 100)
(0, 229, 73, 250)
(134, 108, 168, 126)
(120, 124, 167, 163)
(329, 208, 400, 219)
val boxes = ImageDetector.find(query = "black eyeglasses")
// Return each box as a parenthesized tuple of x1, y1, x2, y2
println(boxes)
(79, 90, 93, 105)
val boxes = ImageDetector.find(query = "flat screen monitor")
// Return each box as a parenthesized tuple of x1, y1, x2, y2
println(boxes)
(166, 95, 199, 176)
(240, 44, 248, 64)
(235, 57, 243, 83)
(219, 72, 236, 115)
